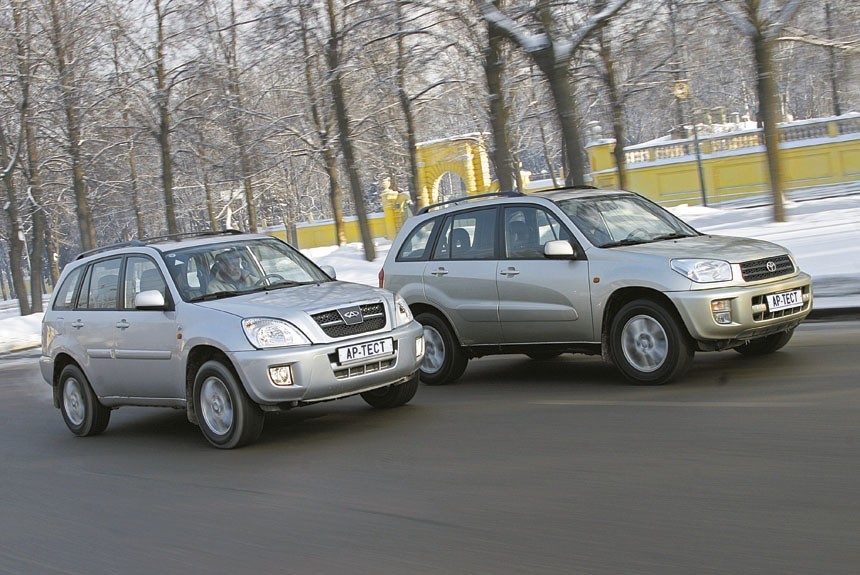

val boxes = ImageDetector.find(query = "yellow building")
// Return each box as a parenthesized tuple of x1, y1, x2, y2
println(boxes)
(586, 113, 860, 205)
(271, 114, 860, 248)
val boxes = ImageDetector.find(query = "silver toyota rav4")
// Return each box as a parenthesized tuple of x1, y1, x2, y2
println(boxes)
(380, 188, 812, 385)
(41, 231, 424, 448)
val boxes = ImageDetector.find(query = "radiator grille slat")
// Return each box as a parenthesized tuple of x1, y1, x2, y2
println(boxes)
(740, 255, 794, 282)
(312, 303, 387, 338)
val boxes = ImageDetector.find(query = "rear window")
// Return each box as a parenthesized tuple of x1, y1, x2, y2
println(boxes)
(52, 266, 84, 311)
(396, 219, 438, 261)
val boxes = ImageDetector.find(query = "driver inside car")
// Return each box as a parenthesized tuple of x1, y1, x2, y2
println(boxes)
(208, 250, 259, 292)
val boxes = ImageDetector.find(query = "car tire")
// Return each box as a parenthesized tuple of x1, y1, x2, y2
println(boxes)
(193, 360, 264, 449)
(361, 376, 419, 409)
(58, 365, 111, 437)
(733, 328, 794, 356)
(609, 299, 693, 385)
(415, 312, 468, 385)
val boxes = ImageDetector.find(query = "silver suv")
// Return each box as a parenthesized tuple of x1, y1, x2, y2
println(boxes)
(41, 231, 424, 448)
(380, 188, 812, 385)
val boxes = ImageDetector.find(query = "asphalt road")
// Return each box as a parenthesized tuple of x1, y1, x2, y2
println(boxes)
(1, 321, 858, 575)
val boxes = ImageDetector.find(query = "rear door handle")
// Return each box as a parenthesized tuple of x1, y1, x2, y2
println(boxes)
(500, 268, 520, 277)
(431, 268, 449, 277)
(116, 320, 130, 330)
(71, 320, 84, 329)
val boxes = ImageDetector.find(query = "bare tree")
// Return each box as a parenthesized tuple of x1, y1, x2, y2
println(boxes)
(718, 0, 803, 223)
(484, 0, 518, 192)
(325, 0, 375, 260)
(44, 0, 98, 250)
(0, 122, 31, 315)
(297, 1, 347, 244)
(479, 0, 630, 186)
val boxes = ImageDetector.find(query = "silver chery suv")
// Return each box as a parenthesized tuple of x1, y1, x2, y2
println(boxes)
(380, 188, 812, 386)
(41, 231, 424, 448)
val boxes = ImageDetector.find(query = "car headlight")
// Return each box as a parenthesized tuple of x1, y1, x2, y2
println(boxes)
(242, 318, 310, 349)
(670, 259, 733, 283)
(393, 294, 413, 327)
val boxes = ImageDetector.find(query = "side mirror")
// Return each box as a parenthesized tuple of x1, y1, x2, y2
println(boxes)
(544, 240, 577, 259)
(320, 265, 337, 279)
(135, 289, 167, 310)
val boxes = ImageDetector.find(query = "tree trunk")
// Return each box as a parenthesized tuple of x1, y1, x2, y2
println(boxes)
(485, 5, 517, 192)
(393, 2, 422, 205)
(544, 64, 587, 187)
(0, 124, 31, 316)
(300, 3, 345, 244)
(597, 25, 626, 189)
(326, 0, 375, 261)
(752, 33, 786, 222)
(13, 0, 45, 310)
(47, 0, 97, 251)
(155, 0, 179, 235)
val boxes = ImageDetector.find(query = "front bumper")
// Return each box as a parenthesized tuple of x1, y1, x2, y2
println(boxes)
(668, 272, 813, 343)
(228, 321, 424, 406)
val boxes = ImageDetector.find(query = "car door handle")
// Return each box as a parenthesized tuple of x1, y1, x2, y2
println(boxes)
(116, 320, 131, 330)
(499, 268, 520, 277)
(71, 320, 84, 329)
(431, 268, 449, 277)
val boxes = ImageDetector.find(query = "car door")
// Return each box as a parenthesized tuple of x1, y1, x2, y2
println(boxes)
(422, 207, 502, 345)
(68, 257, 125, 398)
(497, 205, 595, 344)
(111, 256, 184, 400)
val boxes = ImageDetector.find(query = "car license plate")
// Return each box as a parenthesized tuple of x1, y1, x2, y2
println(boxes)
(337, 338, 394, 364)
(766, 289, 802, 312)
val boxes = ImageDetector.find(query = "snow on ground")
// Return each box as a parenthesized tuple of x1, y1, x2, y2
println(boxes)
(1, 186, 858, 354)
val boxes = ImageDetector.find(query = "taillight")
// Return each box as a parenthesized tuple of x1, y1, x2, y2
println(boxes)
(378, 268, 385, 288)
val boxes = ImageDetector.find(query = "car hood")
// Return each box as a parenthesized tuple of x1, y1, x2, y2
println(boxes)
(195, 280, 390, 318)
(618, 234, 790, 263)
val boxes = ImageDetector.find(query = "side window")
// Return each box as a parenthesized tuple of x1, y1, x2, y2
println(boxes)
(396, 219, 438, 262)
(123, 256, 166, 309)
(79, 258, 122, 310)
(432, 208, 496, 261)
(52, 266, 84, 311)
(505, 206, 571, 259)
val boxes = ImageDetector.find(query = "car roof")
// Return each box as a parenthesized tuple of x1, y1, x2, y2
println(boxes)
(73, 230, 276, 262)
(415, 187, 634, 217)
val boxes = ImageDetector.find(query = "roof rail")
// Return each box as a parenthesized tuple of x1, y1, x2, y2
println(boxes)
(76, 240, 146, 260)
(140, 229, 244, 244)
(74, 229, 245, 260)
(417, 191, 523, 215)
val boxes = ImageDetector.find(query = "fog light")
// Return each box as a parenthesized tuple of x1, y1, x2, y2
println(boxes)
(268, 364, 294, 386)
(415, 335, 425, 359)
(711, 299, 732, 325)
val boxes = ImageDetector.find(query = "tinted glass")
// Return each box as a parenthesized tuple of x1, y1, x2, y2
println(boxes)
(79, 259, 122, 310)
(123, 257, 166, 309)
(52, 266, 84, 311)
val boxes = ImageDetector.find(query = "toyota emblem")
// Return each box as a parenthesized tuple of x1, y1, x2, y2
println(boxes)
(766, 261, 777, 273)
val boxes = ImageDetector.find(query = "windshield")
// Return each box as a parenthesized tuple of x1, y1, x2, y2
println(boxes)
(555, 193, 699, 248)
(162, 237, 332, 301)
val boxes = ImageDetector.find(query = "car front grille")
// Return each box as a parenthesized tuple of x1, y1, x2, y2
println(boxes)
(333, 359, 395, 380)
(312, 303, 387, 338)
(740, 255, 794, 282)
(751, 285, 811, 322)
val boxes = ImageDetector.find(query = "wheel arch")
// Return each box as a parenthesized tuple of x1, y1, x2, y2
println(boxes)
(51, 353, 82, 408)
(407, 302, 462, 344)
(601, 287, 692, 351)
(185, 344, 236, 425)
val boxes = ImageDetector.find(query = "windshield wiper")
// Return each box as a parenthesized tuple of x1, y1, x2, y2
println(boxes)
(602, 238, 647, 248)
(263, 279, 306, 289)
(651, 232, 694, 242)
(189, 290, 243, 302)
